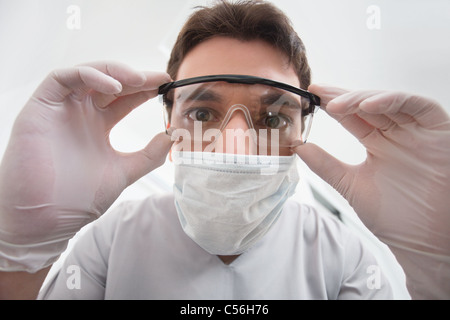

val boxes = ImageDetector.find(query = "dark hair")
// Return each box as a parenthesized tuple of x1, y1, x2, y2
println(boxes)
(167, 0, 311, 89)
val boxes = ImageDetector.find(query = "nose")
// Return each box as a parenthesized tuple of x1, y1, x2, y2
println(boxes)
(218, 106, 258, 155)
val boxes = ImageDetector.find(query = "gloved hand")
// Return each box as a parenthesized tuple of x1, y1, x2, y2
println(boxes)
(0, 62, 173, 273)
(295, 84, 450, 299)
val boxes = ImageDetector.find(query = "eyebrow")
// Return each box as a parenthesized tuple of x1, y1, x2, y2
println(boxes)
(260, 92, 303, 110)
(176, 86, 224, 104)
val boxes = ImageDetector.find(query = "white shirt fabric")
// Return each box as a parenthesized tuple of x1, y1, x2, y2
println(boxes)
(38, 193, 393, 300)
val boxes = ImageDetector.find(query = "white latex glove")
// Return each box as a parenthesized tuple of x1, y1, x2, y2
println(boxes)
(0, 62, 173, 273)
(295, 85, 450, 299)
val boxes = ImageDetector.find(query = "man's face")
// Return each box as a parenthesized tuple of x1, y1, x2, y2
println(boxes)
(172, 37, 301, 156)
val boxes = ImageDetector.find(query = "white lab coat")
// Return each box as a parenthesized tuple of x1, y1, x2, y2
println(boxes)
(38, 193, 392, 299)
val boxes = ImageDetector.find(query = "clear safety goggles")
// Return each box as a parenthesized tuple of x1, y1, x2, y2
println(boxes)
(158, 75, 320, 154)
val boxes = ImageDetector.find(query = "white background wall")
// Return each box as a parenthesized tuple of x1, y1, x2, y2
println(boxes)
(1, 0, 449, 299)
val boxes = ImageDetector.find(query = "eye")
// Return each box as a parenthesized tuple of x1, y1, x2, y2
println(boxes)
(187, 108, 217, 122)
(262, 112, 289, 129)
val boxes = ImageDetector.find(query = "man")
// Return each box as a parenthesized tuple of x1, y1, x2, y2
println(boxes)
(0, 1, 449, 299)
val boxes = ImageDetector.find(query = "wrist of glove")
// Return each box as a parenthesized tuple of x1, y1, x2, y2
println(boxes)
(0, 206, 96, 273)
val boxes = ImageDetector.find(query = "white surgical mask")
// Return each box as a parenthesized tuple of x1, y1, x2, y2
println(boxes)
(172, 151, 299, 256)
